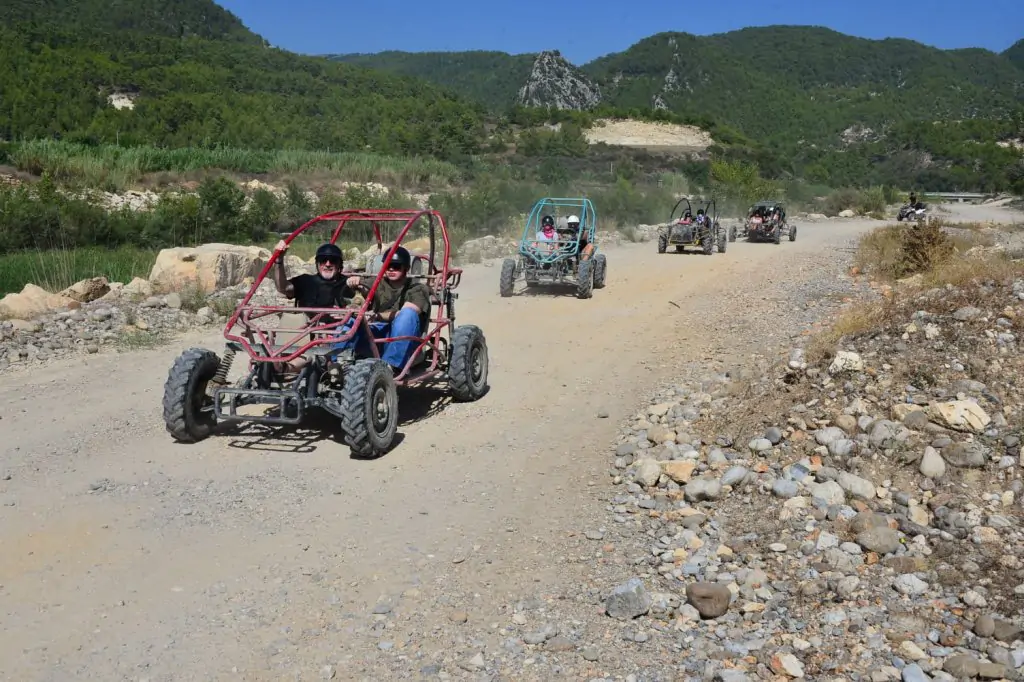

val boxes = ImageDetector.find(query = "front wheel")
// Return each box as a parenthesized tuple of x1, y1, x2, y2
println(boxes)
(449, 325, 489, 401)
(729, 225, 737, 242)
(163, 348, 221, 443)
(576, 258, 594, 299)
(593, 253, 607, 289)
(717, 227, 727, 253)
(789, 225, 797, 242)
(657, 232, 668, 254)
(700, 223, 713, 255)
(499, 258, 516, 297)
(340, 359, 398, 458)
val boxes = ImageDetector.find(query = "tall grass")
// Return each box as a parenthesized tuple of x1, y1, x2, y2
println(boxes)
(0, 246, 157, 296)
(9, 139, 463, 192)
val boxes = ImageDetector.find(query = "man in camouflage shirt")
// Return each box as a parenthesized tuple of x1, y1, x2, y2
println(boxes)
(339, 245, 431, 372)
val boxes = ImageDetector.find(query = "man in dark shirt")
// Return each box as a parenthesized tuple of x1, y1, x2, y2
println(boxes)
(341, 245, 432, 372)
(272, 240, 355, 372)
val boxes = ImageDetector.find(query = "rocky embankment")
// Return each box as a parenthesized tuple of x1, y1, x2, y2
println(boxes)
(336, 239, 1024, 681)
(530, 272, 1024, 681)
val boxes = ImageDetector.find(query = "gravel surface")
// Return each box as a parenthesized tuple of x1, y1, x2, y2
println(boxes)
(2, 204, 1021, 681)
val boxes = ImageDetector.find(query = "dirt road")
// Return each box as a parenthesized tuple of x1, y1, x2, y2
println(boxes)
(0, 208, 1006, 680)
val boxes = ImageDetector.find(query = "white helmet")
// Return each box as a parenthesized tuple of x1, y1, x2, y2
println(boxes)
(567, 214, 580, 224)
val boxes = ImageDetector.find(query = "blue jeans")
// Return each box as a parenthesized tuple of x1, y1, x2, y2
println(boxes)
(331, 307, 421, 368)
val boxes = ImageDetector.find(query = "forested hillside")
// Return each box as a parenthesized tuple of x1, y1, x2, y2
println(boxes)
(332, 27, 1023, 147)
(1006, 39, 1024, 71)
(0, 0, 264, 43)
(333, 51, 536, 112)
(587, 28, 1023, 145)
(330, 27, 1024, 192)
(0, 0, 486, 159)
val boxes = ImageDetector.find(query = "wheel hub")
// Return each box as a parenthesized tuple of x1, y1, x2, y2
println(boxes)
(470, 345, 483, 383)
(372, 383, 390, 431)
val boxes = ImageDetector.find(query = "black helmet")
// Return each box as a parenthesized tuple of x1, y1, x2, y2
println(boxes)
(386, 245, 412, 270)
(313, 241, 342, 268)
(315, 242, 343, 263)
(541, 215, 555, 228)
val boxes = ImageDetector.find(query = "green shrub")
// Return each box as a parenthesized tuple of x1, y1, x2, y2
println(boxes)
(821, 188, 862, 216)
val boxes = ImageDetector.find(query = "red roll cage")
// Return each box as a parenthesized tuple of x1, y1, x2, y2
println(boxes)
(222, 209, 462, 383)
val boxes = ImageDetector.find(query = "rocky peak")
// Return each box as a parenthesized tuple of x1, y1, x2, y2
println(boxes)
(516, 50, 601, 110)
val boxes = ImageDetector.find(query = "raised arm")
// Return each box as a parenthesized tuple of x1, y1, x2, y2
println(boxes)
(273, 239, 295, 298)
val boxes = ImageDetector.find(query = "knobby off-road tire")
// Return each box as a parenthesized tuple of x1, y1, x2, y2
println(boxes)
(499, 258, 516, 297)
(593, 253, 607, 289)
(700, 223, 713, 255)
(657, 231, 668, 254)
(449, 325, 489, 402)
(789, 224, 797, 242)
(773, 226, 781, 244)
(576, 258, 594, 299)
(340, 359, 398, 458)
(163, 347, 220, 443)
(716, 224, 727, 253)
(728, 225, 737, 242)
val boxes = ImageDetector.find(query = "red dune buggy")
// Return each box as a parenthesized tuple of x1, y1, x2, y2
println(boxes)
(161, 209, 489, 458)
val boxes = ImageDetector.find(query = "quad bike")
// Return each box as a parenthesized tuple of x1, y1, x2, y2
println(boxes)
(897, 203, 928, 222)
(499, 197, 606, 299)
(744, 200, 796, 244)
(162, 209, 489, 459)
(657, 197, 727, 255)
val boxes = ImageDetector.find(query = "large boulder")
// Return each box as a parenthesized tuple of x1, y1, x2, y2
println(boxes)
(149, 243, 272, 293)
(0, 283, 75, 320)
(59, 276, 110, 303)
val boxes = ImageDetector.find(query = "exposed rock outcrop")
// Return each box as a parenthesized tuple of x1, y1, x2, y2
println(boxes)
(516, 50, 601, 111)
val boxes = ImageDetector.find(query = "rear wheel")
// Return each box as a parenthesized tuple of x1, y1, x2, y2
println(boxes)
(449, 325, 488, 401)
(163, 348, 220, 443)
(717, 225, 727, 253)
(593, 253, 607, 289)
(340, 359, 398, 458)
(729, 225, 737, 242)
(576, 258, 594, 299)
(789, 224, 797, 242)
(499, 258, 515, 297)
(657, 232, 668, 254)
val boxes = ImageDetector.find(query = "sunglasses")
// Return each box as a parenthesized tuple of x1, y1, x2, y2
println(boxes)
(316, 257, 341, 266)
(385, 262, 406, 272)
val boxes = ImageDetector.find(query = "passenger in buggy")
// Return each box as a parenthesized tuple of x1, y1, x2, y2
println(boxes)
(339, 245, 432, 374)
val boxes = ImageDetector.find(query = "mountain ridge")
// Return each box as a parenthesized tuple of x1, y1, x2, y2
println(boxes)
(327, 26, 1024, 147)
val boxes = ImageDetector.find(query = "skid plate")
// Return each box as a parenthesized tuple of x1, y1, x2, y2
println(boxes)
(213, 387, 304, 425)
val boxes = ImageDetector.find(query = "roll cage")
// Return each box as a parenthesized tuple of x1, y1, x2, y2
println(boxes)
(222, 209, 462, 383)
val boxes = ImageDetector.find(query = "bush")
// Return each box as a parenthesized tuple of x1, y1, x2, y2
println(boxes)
(821, 188, 862, 216)
(856, 186, 887, 215)
(855, 223, 955, 280)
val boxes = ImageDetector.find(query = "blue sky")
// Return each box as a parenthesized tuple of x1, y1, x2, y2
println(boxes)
(218, 0, 1022, 64)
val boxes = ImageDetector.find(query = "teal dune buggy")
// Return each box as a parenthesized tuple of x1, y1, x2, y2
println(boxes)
(499, 197, 607, 299)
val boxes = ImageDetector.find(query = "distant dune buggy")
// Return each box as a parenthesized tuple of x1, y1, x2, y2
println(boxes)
(744, 200, 796, 244)
(658, 197, 726, 255)
(499, 197, 606, 299)
(162, 209, 489, 459)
